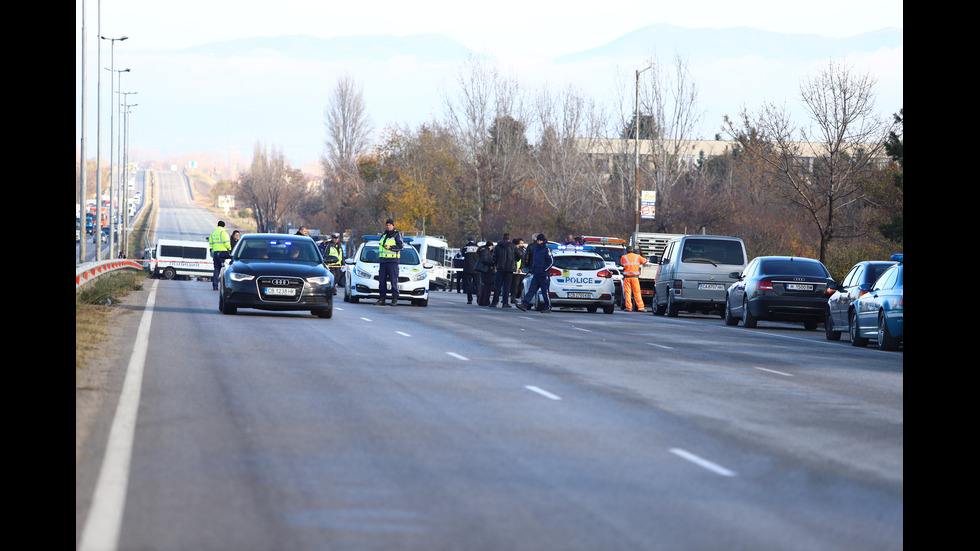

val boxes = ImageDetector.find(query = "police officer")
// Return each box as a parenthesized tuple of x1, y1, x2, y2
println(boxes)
(377, 219, 404, 306)
(209, 220, 232, 290)
(323, 233, 344, 293)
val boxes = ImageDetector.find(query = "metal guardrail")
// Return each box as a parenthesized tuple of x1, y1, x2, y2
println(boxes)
(75, 259, 147, 290)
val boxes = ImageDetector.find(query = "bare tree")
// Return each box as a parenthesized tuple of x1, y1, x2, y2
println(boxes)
(323, 73, 372, 181)
(727, 60, 893, 262)
(236, 143, 307, 232)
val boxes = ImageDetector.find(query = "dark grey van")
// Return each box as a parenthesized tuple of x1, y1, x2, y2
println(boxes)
(651, 235, 747, 317)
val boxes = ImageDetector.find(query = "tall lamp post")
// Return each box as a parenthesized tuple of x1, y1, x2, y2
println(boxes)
(121, 97, 137, 258)
(634, 64, 654, 239)
(106, 66, 129, 257)
(100, 35, 126, 258)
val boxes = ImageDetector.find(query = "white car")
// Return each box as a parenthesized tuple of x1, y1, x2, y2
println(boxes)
(343, 236, 431, 306)
(523, 246, 617, 314)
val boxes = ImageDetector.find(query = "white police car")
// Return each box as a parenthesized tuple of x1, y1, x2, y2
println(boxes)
(343, 235, 431, 306)
(523, 245, 617, 314)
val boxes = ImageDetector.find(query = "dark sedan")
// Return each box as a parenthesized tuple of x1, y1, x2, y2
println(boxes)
(724, 256, 835, 330)
(218, 234, 334, 318)
(825, 259, 896, 341)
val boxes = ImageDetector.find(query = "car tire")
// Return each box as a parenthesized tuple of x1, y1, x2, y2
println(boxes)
(314, 305, 333, 319)
(603, 305, 615, 314)
(414, 298, 428, 307)
(878, 311, 899, 351)
(803, 320, 818, 330)
(849, 311, 868, 347)
(587, 306, 597, 313)
(724, 298, 739, 326)
(742, 298, 757, 328)
(162, 266, 176, 280)
(666, 291, 680, 317)
(825, 313, 841, 340)
(651, 289, 666, 316)
(218, 291, 236, 315)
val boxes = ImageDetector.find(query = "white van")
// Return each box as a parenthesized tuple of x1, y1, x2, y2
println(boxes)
(153, 238, 213, 280)
(651, 235, 747, 317)
(402, 232, 452, 290)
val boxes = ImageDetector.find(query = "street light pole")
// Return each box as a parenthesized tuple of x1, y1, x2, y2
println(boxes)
(634, 64, 653, 239)
(100, 35, 126, 258)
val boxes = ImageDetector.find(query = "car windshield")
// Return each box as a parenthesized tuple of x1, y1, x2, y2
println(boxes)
(591, 248, 625, 263)
(680, 239, 745, 265)
(236, 238, 320, 262)
(553, 255, 604, 271)
(359, 244, 422, 265)
(759, 259, 829, 277)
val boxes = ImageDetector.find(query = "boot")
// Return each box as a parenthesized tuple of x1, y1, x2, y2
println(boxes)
(375, 298, 386, 306)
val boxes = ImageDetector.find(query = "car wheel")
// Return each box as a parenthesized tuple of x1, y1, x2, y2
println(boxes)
(878, 311, 899, 351)
(666, 291, 680, 317)
(413, 298, 429, 307)
(742, 298, 757, 328)
(314, 305, 333, 318)
(162, 266, 176, 280)
(724, 298, 739, 326)
(586, 306, 597, 313)
(825, 313, 841, 340)
(849, 311, 868, 347)
(651, 289, 666, 316)
(218, 291, 236, 315)
(803, 320, 818, 330)
(603, 305, 615, 314)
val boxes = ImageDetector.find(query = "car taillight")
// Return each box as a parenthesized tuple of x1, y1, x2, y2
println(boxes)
(550, 268, 562, 277)
(597, 269, 612, 278)
(758, 280, 773, 291)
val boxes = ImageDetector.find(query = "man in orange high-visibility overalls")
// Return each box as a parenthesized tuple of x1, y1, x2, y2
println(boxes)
(619, 246, 647, 312)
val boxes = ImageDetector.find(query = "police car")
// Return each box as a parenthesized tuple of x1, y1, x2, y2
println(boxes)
(343, 235, 431, 306)
(523, 245, 617, 314)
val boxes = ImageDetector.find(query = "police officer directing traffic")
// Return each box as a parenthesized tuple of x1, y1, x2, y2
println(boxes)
(323, 233, 344, 292)
(376, 218, 404, 307)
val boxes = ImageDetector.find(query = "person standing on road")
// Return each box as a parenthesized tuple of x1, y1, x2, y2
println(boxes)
(209, 220, 232, 290)
(516, 233, 553, 313)
(620, 245, 647, 312)
(511, 237, 526, 302)
(490, 233, 517, 308)
(323, 233, 345, 292)
(461, 237, 480, 304)
(376, 219, 404, 307)
(452, 250, 465, 293)
(477, 240, 495, 306)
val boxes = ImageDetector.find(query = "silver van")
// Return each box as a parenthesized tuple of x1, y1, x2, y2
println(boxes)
(651, 235, 747, 317)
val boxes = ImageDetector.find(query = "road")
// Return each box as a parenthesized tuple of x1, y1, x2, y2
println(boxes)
(76, 173, 903, 551)
(76, 171, 149, 263)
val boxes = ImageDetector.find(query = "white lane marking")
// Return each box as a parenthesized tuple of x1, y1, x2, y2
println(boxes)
(754, 367, 793, 377)
(78, 280, 158, 551)
(446, 352, 469, 361)
(646, 342, 674, 350)
(669, 448, 736, 477)
(396, 331, 411, 337)
(359, 317, 372, 322)
(573, 327, 592, 333)
(525, 385, 562, 400)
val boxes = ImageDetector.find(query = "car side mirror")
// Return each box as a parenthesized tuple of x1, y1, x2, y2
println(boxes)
(344, 258, 355, 265)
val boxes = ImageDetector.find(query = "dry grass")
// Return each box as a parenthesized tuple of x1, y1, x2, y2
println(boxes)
(75, 271, 146, 374)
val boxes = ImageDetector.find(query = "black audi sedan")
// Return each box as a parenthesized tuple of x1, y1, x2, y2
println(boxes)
(218, 233, 334, 318)
(724, 256, 835, 330)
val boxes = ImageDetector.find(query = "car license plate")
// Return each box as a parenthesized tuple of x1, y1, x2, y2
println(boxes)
(699, 283, 725, 291)
(568, 292, 591, 298)
(785, 283, 813, 291)
(265, 287, 296, 296)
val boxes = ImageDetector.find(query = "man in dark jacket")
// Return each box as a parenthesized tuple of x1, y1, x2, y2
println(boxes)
(460, 237, 480, 304)
(376, 218, 404, 306)
(516, 233, 554, 313)
(490, 233, 517, 307)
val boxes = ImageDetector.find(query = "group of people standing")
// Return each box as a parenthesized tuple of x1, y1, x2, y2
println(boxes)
(456, 233, 555, 313)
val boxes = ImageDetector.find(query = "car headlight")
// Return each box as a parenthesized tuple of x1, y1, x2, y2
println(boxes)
(410, 270, 428, 282)
(307, 275, 331, 285)
(229, 272, 255, 282)
(354, 266, 372, 279)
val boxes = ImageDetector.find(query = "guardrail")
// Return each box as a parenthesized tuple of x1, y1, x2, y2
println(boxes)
(75, 259, 147, 291)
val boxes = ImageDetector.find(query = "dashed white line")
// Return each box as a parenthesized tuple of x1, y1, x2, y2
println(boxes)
(359, 317, 372, 322)
(669, 448, 736, 477)
(573, 327, 592, 333)
(446, 352, 469, 361)
(395, 331, 411, 337)
(754, 367, 793, 377)
(525, 385, 562, 400)
(646, 342, 674, 350)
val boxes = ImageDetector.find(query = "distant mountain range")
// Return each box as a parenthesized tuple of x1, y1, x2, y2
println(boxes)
(173, 23, 902, 64)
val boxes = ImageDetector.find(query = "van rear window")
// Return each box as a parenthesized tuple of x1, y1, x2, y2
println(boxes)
(681, 239, 745, 265)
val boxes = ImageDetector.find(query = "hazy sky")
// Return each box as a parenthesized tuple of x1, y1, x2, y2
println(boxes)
(76, 0, 903, 168)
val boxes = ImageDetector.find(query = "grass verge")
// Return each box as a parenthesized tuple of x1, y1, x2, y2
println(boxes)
(76, 271, 147, 374)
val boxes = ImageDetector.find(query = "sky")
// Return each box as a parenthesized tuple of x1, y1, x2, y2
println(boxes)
(76, 0, 903, 171)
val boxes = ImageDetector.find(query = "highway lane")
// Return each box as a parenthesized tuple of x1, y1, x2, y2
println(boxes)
(77, 173, 902, 550)
(76, 171, 148, 263)
(78, 281, 902, 551)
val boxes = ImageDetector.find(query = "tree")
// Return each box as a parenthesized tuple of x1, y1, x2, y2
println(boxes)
(322, 73, 372, 181)
(235, 143, 306, 232)
(727, 60, 894, 263)
(878, 108, 903, 242)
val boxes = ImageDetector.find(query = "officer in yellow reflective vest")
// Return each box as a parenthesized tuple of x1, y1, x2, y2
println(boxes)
(376, 219, 404, 306)
(323, 233, 344, 293)
(619, 246, 647, 312)
(209, 220, 232, 290)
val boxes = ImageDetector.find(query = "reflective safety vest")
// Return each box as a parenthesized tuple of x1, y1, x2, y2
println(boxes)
(620, 253, 646, 276)
(325, 242, 343, 265)
(209, 227, 231, 252)
(379, 233, 400, 260)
